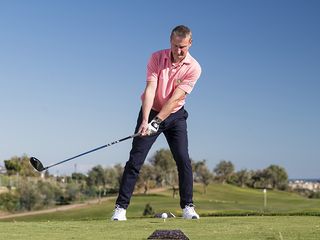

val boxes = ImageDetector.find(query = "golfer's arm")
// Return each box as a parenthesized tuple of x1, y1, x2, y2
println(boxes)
(142, 81, 157, 122)
(157, 88, 187, 121)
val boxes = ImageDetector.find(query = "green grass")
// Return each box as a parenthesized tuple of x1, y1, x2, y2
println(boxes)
(0, 217, 319, 240)
(1, 184, 320, 222)
(192, 184, 320, 216)
(0, 184, 319, 239)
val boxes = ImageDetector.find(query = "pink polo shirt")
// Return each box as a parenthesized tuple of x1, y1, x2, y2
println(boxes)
(141, 49, 201, 113)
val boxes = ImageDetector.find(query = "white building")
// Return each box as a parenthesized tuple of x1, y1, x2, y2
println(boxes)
(0, 165, 6, 174)
(289, 180, 320, 192)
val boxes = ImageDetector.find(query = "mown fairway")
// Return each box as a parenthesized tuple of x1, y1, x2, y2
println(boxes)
(0, 216, 319, 240)
(0, 184, 319, 239)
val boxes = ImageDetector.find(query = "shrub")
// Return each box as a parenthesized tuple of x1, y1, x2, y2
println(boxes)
(143, 203, 155, 216)
(0, 192, 20, 212)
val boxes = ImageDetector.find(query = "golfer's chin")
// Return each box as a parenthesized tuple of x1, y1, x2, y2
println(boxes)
(173, 55, 186, 63)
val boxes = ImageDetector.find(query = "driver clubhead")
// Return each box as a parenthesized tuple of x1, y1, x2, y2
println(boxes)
(30, 157, 46, 172)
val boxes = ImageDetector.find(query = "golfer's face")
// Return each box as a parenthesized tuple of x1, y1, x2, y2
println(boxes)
(170, 35, 192, 63)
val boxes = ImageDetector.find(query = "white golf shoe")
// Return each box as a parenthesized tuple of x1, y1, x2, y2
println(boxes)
(111, 205, 127, 221)
(182, 204, 200, 219)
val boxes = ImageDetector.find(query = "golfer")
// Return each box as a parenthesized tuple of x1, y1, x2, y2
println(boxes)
(112, 25, 201, 220)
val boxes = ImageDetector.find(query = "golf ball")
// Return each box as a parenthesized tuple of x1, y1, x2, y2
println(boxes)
(161, 213, 168, 219)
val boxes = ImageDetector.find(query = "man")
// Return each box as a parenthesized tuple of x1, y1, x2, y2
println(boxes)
(112, 25, 201, 221)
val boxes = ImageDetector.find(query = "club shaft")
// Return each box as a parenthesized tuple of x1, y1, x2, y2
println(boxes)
(44, 133, 140, 170)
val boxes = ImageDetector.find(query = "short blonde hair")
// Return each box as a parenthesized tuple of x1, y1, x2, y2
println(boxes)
(170, 25, 192, 40)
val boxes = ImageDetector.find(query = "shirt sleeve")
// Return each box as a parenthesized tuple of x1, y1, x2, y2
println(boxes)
(146, 52, 158, 82)
(178, 62, 202, 94)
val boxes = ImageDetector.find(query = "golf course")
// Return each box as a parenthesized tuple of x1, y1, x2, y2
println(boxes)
(0, 184, 319, 239)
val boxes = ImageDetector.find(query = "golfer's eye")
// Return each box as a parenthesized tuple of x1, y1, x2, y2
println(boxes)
(178, 45, 187, 49)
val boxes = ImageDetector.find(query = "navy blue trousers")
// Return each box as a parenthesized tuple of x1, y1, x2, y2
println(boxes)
(116, 107, 194, 209)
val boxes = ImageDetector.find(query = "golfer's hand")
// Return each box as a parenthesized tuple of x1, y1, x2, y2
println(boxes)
(146, 117, 162, 136)
(138, 120, 149, 136)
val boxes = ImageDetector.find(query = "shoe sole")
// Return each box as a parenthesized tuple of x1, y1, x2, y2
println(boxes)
(183, 216, 200, 219)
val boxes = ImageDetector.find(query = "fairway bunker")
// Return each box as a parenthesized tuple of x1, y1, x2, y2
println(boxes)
(147, 229, 189, 240)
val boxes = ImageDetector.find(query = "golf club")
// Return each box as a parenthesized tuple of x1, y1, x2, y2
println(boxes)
(30, 132, 141, 172)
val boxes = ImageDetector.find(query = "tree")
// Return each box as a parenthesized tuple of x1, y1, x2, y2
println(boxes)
(231, 169, 252, 187)
(105, 167, 120, 190)
(65, 182, 81, 202)
(250, 169, 269, 189)
(87, 165, 106, 187)
(149, 148, 177, 188)
(71, 172, 87, 182)
(37, 180, 62, 206)
(4, 155, 40, 177)
(17, 181, 41, 211)
(113, 163, 124, 188)
(165, 165, 179, 196)
(4, 158, 21, 176)
(250, 165, 288, 190)
(194, 160, 213, 194)
(137, 164, 155, 194)
(87, 165, 107, 200)
(264, 165, 288, 190)
(213, 160, 235, 184)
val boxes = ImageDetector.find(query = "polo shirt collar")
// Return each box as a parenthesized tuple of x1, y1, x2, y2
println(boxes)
(165, 49, 192, 65)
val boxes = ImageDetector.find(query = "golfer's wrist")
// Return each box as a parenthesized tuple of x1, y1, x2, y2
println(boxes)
(153, 116, 163, 124)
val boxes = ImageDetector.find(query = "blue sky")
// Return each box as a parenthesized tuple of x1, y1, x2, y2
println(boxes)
(0, 1, 319, 178)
